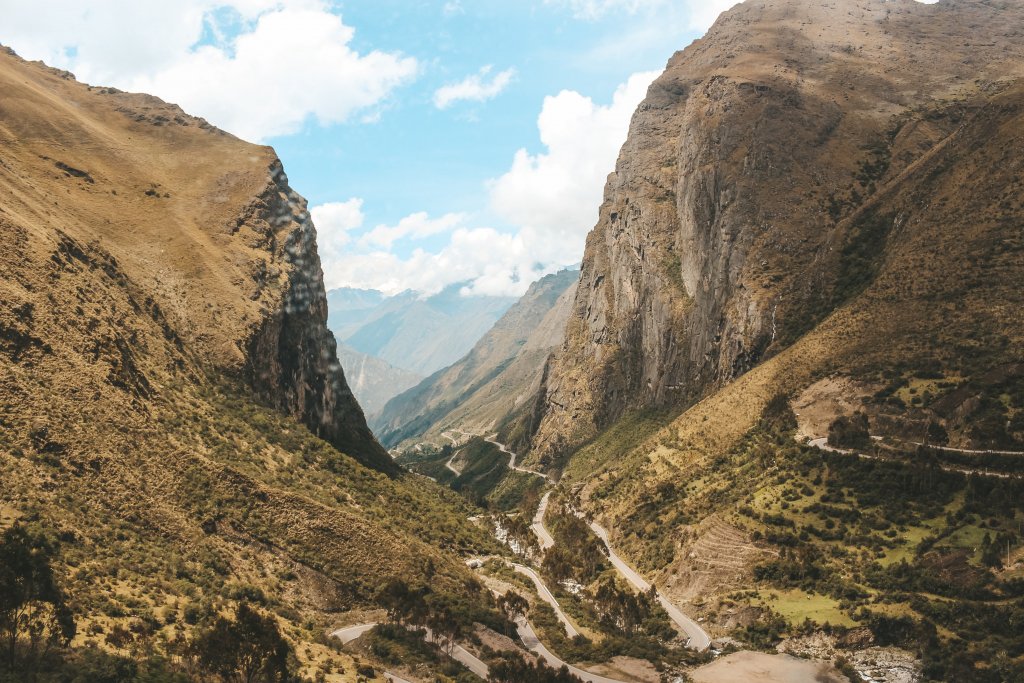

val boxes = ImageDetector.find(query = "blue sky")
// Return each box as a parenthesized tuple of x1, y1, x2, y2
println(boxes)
(0, 0, 735, 296)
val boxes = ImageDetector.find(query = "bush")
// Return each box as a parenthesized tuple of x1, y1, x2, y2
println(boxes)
(827, 413, 871, 450)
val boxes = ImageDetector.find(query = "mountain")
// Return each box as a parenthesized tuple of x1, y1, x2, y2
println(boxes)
(0, 46, 496, 678)
(328, 284, 516, 376)
(336, 342, 422, 416)
(373, 268, 578, 447)
(529, 0, 1024, 466)
(326, 286, 388, 338)
(518, 0, 1024, 678)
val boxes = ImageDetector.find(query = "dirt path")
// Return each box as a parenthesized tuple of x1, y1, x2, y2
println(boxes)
(808, 437, 1021, 479)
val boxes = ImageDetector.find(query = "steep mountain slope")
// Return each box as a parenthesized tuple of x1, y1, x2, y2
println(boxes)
(336, 342, 422, 415)
(529, 0, 1024, 466)
(328, 283, 516, 377)
(0, 46, 387, 472)
(374, 269, 578, 448)
(0, 47, 495, 676)
(519, 0, 1024, 679)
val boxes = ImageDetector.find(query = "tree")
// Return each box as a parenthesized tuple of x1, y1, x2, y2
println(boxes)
(375, 579, 428, 626)
(191, 603, 293, 683)
(0, 525, 75, 673)
(376, 579, 411, 624)
(490, 651, 584, 682)
(828, 412, 871, 449)
(498, 591, 528, 621)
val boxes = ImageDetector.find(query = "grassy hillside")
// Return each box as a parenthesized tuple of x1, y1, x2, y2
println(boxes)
(0, 47, 502, 681)
(552, 82, 1024, 681)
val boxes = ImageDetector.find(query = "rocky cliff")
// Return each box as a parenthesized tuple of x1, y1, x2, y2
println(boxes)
(0, 46, 389, 472)
(530, 0, 1024, 464)
(528, 2, 1024, 677)
(239, 162, 391, 469)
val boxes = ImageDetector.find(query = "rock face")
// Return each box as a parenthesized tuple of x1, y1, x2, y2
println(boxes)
(530, 0, 1024, 463)
(373, 269, 578, 448)
(0, 46, 390, 472)
(242, 162, 390, 469)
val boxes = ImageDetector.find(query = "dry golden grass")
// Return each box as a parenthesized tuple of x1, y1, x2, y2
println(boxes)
(0, 47, 496, 673)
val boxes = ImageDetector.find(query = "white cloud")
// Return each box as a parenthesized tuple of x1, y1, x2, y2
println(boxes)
(0, 1, 417, 142)
(433, 65, 516, 110)
(442, 1, 464, 16)
(546, 0, 739, 31)
(545, 0, 666, 20)
(311, 198, 365, 276)
(686, 1, 739, 31)
(318, 71, 657, 297)
(489, 70, 659, 250)
(359, 212, 466, 249)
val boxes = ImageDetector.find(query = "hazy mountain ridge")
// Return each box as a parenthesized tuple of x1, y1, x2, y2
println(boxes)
(373, 268, 579, 448)
(328, 283, 516, 377)
(336, 342, 422, 415)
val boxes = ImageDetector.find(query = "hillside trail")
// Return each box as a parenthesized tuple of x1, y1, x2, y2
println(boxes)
(484, 434, 550, 480)
(808, 437, 1022, 479)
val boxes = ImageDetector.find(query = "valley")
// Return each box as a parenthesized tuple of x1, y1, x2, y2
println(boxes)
(2, 0, 1024, 681)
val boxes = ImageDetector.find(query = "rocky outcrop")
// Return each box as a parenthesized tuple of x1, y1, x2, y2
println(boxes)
(0, 46, 391, 472)
(244, 162, 392, 471)
(529, 0, 1024, 463)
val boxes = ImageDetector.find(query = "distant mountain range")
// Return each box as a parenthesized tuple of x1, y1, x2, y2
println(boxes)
(326, 284, 516, 413)
(373, 268, 578, 447)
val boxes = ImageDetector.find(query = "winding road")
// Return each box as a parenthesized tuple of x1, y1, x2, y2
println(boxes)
(371, 432, 710, 681)
(442, 430, 470, 475)
(514, 618, 627, 683)
(488, 434, 710, 651)
(531, 491, 556, 551)
(485, 435, 549, 480)
(585, 520, 711, 651)
(512, 562, 580, 638)
(331, 622, 489, 680)
(808, 437, 1021, 479)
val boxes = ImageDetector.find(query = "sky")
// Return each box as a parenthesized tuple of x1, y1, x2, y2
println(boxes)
(0, 0, 743, 297)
